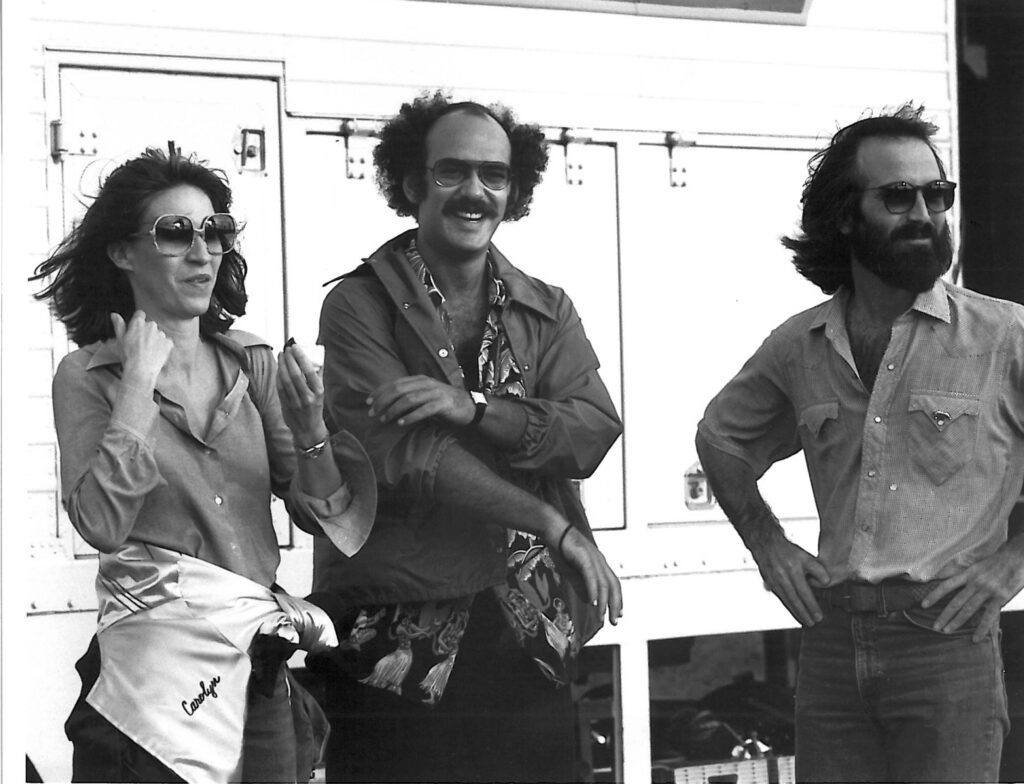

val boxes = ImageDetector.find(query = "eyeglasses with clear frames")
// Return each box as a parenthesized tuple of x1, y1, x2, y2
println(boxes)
(128, 213, 243, 257)
(858, 180, 957, 215)
(425, 158, 512, 191)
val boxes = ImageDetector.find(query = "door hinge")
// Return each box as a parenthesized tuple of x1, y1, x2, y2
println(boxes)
(559, 128, 593, 187)
(49, 120, 100, 163)
(666, 132, 696, 188)
(339, 119, 379, 180)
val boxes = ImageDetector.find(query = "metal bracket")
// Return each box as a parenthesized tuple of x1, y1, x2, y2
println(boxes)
(340, 119, 377, 180)
(560, 128, 591, 186)
(666, 131, 696, 188)
(49, 120, 99, 162)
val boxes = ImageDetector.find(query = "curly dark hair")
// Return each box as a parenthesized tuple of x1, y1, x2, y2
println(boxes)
(373, 90, 548, 222)
(781, 102, 948, 294)
(31, 148, 247, 347)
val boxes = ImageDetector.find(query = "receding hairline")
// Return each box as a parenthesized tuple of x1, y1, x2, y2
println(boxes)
(849, 133, 945, 187)
(423, 106, 512, 160)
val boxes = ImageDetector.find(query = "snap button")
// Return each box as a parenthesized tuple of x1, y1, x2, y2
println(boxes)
(214, 495, 224, 505)
(873, 416, 882, 424)
(402, 302, 411, 309)
(867, 469, 876, 478)
(438, 348, 449, 358)
(887, 363, 895, 371)
(888, 483, 898, 491)
(933, 410, 950, 427)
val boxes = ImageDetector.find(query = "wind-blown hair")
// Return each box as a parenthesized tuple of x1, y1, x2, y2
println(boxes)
(31, 148, 247, 347)
(782, 103, 947, 294)
(373, 90, 549, 221)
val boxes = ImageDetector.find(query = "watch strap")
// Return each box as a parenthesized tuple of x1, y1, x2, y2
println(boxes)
(468, 391, 487, 428)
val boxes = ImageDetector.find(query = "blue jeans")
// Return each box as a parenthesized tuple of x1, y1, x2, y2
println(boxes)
(796, 600, 1009, 783)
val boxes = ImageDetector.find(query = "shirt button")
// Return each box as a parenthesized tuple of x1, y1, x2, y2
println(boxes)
(867, 469, 877, 478)
(438, 348, 449, 358)
(874, 416, 882, 424)
(402, 302, 410, 309)
(888, 483, 898, 491)
(204, 448, 213, 456)
(887, 363, 895, 371)
(214, 495, 224, 505)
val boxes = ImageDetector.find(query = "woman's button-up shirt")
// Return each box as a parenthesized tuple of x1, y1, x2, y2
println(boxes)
(53, 329, 374, 587)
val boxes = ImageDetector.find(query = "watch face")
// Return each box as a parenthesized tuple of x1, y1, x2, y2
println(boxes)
(471, 391, 488, 406)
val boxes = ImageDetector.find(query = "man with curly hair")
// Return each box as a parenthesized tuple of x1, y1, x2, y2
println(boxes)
(310, 91, 624, 783)
(696, 103, 1021, 782)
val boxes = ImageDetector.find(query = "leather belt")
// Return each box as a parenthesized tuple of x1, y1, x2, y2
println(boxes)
(814, 579, 942, 615)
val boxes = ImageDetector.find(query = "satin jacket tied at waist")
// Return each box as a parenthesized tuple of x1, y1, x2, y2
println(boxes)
(89, 542, 330, 784)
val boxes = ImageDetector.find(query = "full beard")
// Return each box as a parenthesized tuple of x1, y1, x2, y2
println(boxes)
(851, 217, 953, 294)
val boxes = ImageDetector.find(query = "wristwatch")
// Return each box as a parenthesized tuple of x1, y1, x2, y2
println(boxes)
(468, 390, 488, 428)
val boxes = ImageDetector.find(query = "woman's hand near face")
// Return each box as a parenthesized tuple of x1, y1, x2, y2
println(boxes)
(111, 311, 174, 391)
(276, 342, 329, 449)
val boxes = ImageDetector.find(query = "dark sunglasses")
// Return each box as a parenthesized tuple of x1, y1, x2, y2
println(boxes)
(129, 213, 242, 256)
(859, 180, 957, 215)
(425, 158, 512, 191)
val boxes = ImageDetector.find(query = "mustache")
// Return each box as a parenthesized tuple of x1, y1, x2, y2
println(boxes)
(442, 197, 498, 218)
(891, 222, 936, 241)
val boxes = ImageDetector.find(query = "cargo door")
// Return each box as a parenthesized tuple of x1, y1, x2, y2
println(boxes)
(618, 141, 823, 528)
(497, 137, 625, 530)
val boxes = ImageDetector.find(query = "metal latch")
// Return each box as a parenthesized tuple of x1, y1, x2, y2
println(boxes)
(684, 460, 716, 510)
(666, 132, 696, 188)
(49, 120, 100, 162)
(234, 128, 267, 173)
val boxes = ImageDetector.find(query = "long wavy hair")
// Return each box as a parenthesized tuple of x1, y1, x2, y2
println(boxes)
(31, 148, 247, 347)
(373, 90, 549, 222)
(781, 103, 947, 294)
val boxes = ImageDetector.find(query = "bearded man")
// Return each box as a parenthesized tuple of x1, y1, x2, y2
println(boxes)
(696, 103, 1021, 783)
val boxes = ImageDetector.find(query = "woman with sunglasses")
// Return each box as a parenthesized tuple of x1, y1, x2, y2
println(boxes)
(32, 148, 375, 783)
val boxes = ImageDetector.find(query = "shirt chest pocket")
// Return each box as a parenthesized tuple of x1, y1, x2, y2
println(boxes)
(907, 391, 980, 485)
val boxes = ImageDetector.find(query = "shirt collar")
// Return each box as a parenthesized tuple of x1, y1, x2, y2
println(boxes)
(84, 329, 267, 373)
(486, 243, 559, 321)
(808, 278, 952, 333)
(371, 230, 559, 322)
(909, 278, 952, 323)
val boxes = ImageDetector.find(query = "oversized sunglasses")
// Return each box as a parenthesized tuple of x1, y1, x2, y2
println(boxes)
(129, 213, 243, 256)
(425, 158, 512, 191)
(859, 180, 957, 215)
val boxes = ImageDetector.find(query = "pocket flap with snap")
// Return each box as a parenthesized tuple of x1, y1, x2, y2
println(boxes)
(908, 391, 980, 431)
(798, 399, 839, 437)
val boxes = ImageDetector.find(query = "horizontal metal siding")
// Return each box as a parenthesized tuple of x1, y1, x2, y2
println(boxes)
(32, 0, 954, 139)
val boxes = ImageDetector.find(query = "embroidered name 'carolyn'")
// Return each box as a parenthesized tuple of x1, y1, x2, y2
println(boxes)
(181, 676, 222, 716)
